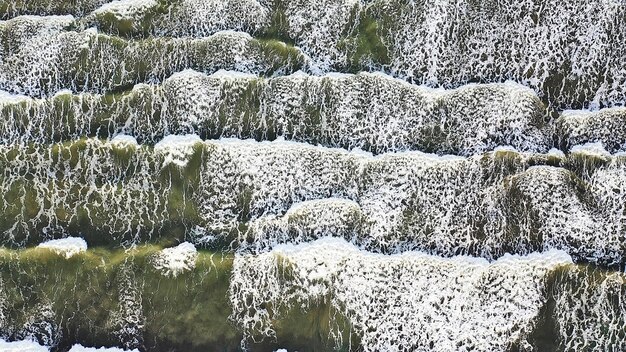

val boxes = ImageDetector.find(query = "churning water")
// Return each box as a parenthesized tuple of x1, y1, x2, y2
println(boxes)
(0, 0, 625, 351)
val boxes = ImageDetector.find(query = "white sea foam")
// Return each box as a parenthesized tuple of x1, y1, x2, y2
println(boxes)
(209, 69, 258, 79)
(193, 137, 626, 264)
(0, 15, 75, 29)
(152, 242, 198, 277)
(68, 345, 139, 352)
(0, 339, 48, 352)
(0, 69, 550, 154)
(154, 134, 202, 167)
(570, 142, 611, 158)
(231, 238, 572, 351)
(0, 135, 622, 263)
(548, 148, 566, 158)
(37, 237, 88, 259)
(0, 24, 294, 97)
(559, 107, 626, 153)
(0, 90, 29, 103)
(155, 0, 270, 37)
(243, 199, 364, 252)
(494, 145, 518, 152)
(52, 89, 73, 98)
(86, 0, 626, 107)
(110, 134, 139, 147)
(91, 0, 158, 20)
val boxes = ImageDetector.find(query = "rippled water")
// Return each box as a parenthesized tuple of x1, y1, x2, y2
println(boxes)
(0, 1, 625, 351)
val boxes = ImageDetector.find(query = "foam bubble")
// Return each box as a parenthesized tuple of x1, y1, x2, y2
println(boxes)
(152, 242, 198, 277)
(110, 134, 139, 147)
(37, 237, 88, 259)
(68, 345, 139, 352)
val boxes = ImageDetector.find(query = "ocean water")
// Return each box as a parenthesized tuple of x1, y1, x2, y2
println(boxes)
(0, 1, 625, 351)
